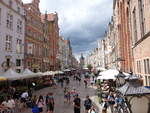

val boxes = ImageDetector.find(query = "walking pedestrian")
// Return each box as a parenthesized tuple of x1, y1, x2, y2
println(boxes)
(107, 92, 115, 113)
(46, 93, 50, 111)
(36, 95, 44, 113)
(66, 77, 70, 86)
(60, 78, 64, 88)
(73, 94, 81, 113)
(84, 95, 92, 113)
(47, 93, 55, 113)
(102, 98, 108, 113)
(84, 79, 88, 88)
(66, 90, 71, 103)
(64, 87, 68, 103)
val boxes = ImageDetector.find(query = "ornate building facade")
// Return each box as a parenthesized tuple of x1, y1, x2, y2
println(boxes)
(46, 13, 59, 70)
(24, 0, 44, 72)
(0, 0, 25, 73)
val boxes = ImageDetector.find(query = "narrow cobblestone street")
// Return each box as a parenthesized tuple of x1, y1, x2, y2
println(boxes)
(23, 76, 97, 113)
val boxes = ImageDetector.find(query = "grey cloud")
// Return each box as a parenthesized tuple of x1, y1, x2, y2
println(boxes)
(22, 0, 113, 57)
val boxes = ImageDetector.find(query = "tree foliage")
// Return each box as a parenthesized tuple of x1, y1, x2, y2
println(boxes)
(87, 64, 93, 71)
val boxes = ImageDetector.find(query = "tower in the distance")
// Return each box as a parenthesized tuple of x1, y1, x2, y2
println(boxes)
(80, 53, 85, 69)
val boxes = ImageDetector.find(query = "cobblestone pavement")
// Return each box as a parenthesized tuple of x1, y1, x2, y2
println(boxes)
(22, 76, 98, 113)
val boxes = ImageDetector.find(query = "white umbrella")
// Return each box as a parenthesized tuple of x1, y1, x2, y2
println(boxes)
(2, 68, 22, 80)
(97, 69, 130, 80)
(96, 67, 106, 71)
(63, 69, 71, 72)
(55, 71, 64, 74)
(22, 68, 37, 79)
(36, 72, 43, 77)
(97, 74, 116, 80)
(83, 67, 88, 70)
(43, 71, 54, 76)
(98, 69, 120, 80)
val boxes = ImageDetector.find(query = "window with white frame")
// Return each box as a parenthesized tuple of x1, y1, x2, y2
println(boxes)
(6, 13, 13, 29)
(5, 35, 12, 51)
(16, 39, 22, 54)
(17, 19, 22, 33)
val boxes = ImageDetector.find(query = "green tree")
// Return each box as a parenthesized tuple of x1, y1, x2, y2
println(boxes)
(87, 64, 93, 71)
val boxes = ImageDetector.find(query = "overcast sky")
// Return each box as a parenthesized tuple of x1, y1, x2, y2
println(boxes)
(22, 0, 113, 59)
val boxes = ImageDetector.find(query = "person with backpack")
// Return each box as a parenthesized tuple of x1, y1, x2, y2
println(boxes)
(84, 95, 92, 113)
(73, 94, 81, 113)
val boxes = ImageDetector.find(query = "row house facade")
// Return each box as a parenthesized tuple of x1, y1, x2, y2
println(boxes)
(41, 13, 51, 72)
(105, 19, 118, 69)
(103, 0, 132, 72)
(71, 55, 79, 68)
(85, 39, 106, 70)
(106, 0, 132, 73)
(24, 0, 44, 72)
(64, 39, 72, 69)
(129, 0, 150, 86)
(116, 0, 132, 73)
(97, 39, 106, 69)
(85, 0, 150, 86)
(46, 13, 59, 70)
(0, 0, 25, 73)
(105, 0, 150, 86)
(24, 0, 59, 72)
(85, 48, 100, 69)
(57, 36, 67, 70)
(41, 13, 59, 71)
(58, 37, 75, 70)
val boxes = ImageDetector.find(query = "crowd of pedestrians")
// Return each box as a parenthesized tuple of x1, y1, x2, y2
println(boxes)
(31, 92, 55, 113)
(73, 94, 97, 113)
(0, 70, 99, 113)
(98, 80, 129, 113)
